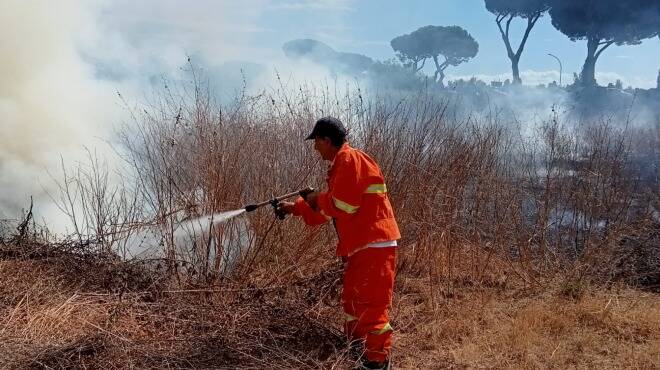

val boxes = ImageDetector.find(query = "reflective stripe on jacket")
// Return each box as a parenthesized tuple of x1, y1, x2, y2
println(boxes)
(293, 143, 400, 256)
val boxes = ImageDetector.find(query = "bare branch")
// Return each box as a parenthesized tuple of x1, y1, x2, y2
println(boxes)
(595, 40, 615, 59)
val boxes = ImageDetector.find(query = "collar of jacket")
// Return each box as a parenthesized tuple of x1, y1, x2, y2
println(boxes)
(329, 143, 351, 170)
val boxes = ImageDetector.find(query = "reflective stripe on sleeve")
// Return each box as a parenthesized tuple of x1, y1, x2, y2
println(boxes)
(365, 184, 387, 193)
(333, 197, 359, 214)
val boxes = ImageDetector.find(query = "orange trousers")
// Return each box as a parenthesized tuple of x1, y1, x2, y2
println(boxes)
(342, 246, 396, 363)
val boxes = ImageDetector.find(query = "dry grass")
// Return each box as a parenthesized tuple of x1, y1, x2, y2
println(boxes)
(1, 246, 658, 369)
(0, 255, 351, 369)
(394, 276, 659, 369)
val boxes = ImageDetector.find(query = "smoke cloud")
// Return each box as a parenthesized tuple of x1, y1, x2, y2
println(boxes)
(0, 1, 122, 225)
(1, 0, 656, 231)
(0, 0, 355, 230)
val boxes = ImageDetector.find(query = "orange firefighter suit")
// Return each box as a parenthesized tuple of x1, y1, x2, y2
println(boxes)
(292, 143, 400, 363)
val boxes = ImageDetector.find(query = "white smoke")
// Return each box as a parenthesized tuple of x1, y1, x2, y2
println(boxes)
(0, 0, 354, 232)
(0, 1, 122, 228)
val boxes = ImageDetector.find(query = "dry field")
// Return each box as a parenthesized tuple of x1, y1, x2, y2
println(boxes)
(1, 79, 658, 368)
(0, 246, 658, 369)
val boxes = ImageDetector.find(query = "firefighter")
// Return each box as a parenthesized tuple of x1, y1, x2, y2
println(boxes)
(279, 116, 400, 369)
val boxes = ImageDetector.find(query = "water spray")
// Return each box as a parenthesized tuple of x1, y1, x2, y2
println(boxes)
(173, 186, 315, 242)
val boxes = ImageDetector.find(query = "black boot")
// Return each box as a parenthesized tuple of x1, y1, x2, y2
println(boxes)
(361, 359, 390, 369)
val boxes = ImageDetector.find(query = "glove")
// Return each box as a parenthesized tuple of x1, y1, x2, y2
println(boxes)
(274, 201, 295, 219)
(277, 201, 296, 214)
(304, 191, 319, 211)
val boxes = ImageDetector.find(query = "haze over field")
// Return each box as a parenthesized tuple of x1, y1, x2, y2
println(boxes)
(1, 0, 659, 230)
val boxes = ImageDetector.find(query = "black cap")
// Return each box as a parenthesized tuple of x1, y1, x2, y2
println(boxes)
(305, 116, 347, 141)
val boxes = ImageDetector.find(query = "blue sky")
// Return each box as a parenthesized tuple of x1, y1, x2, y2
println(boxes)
(85, 0, 660, 87)
(250, 0, 660, 86)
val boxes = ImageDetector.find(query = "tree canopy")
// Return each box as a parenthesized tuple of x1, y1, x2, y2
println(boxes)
(485, 0, 550, 18)
(391, 25, 478, 86)
(549, 0, 660, 86)
(390, 33, 429, 72)
(550, 0, 660, 44)
(282, 39, 374, 75)
(282, 39, 336, 62)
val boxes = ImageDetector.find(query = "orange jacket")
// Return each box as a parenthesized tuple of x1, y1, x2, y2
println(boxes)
(293, 143, 400, 256)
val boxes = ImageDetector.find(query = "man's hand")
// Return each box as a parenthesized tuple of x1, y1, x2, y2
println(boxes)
(305, 191, 319, 210)
(277, 201, 296, 215)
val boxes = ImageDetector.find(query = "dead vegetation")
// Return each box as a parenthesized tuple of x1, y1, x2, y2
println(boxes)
(1, 244, 657, 369)
(1, 71, 658, 368)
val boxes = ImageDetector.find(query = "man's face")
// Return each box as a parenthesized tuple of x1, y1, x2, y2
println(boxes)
(313, 136, 334, 161)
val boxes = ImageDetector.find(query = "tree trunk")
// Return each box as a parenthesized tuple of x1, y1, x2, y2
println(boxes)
(581, 37, 599, 87)
(432, 55, 446, 87)
(495, 13, 539, 86)
(511, 56, 521, 84)
(436, 69, 445, 87)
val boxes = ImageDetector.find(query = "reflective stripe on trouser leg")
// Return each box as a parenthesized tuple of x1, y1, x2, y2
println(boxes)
(342, 248, 396, 362)
(365, 321, 393, 363)
(370, 322, 393, 336)
(344, 312, 360, 340)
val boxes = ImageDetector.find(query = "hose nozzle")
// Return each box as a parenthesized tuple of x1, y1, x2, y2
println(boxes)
(243, 186, 316, 213)
(244, 204, 259, 212)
